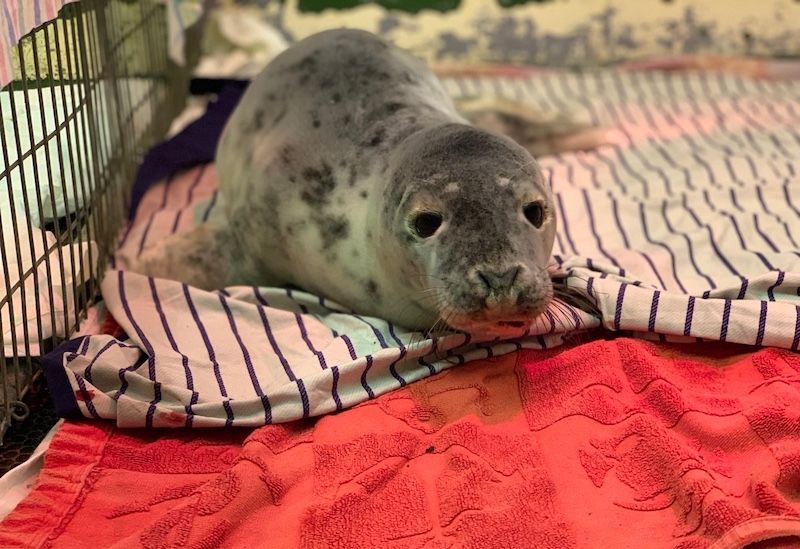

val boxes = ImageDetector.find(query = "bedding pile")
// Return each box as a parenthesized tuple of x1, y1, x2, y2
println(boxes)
(0, 65, 798, 547)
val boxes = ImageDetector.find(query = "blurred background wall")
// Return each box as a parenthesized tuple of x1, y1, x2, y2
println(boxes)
(208, 0, 800, 69)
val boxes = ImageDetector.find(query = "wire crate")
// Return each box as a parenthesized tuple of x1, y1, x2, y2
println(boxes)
(0, 0, 202, 444)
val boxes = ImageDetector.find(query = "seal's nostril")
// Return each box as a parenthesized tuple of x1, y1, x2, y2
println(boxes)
(477, 266, 521, 292)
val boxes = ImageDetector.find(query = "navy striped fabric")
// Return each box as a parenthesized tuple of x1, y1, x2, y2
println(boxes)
(53, 70, 800, 428)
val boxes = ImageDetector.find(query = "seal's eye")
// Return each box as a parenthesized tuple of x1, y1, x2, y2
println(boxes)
(523, 202, 545, 228)
(411, 212, 443, 239)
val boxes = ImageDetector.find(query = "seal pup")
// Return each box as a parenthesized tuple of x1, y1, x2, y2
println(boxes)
(134, 28, 558, 336)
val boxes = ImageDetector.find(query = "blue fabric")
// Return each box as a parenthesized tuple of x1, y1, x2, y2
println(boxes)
(128, 80, 249, 219)
(41, 337, 87, 420)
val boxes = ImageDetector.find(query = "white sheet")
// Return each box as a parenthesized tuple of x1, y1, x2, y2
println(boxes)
(1, 218, 96, 356)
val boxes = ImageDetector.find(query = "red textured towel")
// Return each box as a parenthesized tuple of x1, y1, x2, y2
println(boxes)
(2, 338, 800, 548)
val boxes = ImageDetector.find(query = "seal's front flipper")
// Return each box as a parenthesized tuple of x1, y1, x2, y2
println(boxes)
(129, 223, 233, 290)
(456, 95, 610, 157)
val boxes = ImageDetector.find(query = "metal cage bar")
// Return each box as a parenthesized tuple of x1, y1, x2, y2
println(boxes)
(0, 0, 200, 444)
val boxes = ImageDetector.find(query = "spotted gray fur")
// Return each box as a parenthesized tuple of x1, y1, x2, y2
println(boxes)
(134, 29, 556, 335)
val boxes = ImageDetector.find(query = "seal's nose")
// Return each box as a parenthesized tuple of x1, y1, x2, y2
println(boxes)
(477, 266, 521, 293)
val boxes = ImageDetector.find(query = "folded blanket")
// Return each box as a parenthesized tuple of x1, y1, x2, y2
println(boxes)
(0, 86, 101, 229)
(3, 337, 800, 548)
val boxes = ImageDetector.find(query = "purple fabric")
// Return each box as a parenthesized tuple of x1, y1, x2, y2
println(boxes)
(128, 80, 249, 219)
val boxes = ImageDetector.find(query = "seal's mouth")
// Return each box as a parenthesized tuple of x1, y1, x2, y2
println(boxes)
(497, 320, 527, 329)
(442, 311, 543, 336)
(436, 294, 552, 336)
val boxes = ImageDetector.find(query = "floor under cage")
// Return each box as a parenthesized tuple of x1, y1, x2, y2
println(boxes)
(0, 376, 57, 476)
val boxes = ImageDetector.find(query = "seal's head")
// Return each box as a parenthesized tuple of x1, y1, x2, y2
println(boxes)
(385, 123, 556, 335)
